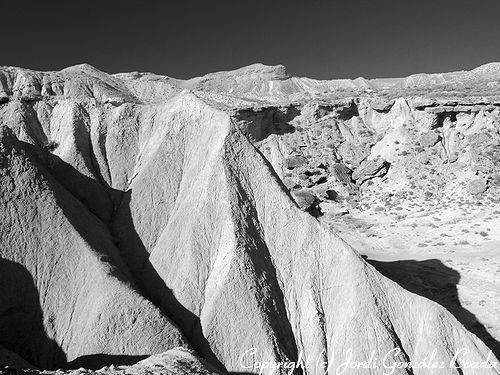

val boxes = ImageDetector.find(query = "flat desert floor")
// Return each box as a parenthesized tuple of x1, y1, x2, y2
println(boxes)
(330, 193, 500, 357)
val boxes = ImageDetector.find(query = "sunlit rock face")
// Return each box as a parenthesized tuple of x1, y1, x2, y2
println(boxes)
(0, 63, 499, 374)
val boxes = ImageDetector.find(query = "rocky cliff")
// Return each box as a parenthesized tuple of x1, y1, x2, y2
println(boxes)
(0, 63, 499, 374)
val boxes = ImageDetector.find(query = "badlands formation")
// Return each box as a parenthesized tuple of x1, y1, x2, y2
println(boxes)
(0, 62, 499, 374)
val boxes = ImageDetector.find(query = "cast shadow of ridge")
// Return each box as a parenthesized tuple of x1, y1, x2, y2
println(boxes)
(365, 257, 500, 359)
(0, 259, 67, 369)
(28, 147, 227, 372)
(112, 191, 228, 372)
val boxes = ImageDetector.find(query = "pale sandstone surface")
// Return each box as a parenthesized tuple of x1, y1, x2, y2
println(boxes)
(0, 63, 499, 374)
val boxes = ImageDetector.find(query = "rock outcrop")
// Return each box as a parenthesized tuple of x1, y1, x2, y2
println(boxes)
(0, 126, 187, 370)
(352, 157, 390, 184)
(0, 348, 222, 375)
(0, 63, 499, 375)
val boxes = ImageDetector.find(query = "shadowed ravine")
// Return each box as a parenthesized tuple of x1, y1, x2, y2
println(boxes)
(36, 148, 227, 371)
(0, 259, 66, 369)
(111, 191, 227, 372)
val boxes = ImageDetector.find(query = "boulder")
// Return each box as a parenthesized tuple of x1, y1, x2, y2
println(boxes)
(352, 157, 390, 183)
(419, 131, 441, 147)
(468, 178, 488, 195)
(284, 155, 307, 169)
(291, 189, 316, 208)
(370, 97, 395, 112)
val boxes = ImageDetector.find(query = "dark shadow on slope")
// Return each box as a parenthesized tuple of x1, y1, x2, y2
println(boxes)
(0, 259, 67, 369)
(250, 142, 304, 210)
(66, 354, 148, 370)
(336, 100, 359, 121)
(365, 257, 500, 359)
(21, 145, 226, 371)
(112, 192, 228, 372)
(40, 143, 120, 225)
(234, 105, 300, 143)
(232, 107, 322, 220)
(30, 149, 136, 287)
(231, 125, 307, 214)
(224, 156, 303, 375)
(20, 137, 294, 373)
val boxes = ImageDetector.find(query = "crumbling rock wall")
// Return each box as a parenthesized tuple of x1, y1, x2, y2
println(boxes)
(234, 97, 500, 216)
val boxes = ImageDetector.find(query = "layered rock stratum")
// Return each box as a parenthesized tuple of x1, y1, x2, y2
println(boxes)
(0, 62, 499, 374)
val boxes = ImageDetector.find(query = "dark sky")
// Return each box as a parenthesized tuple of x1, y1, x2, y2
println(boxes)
(2, 0, 500, 79)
